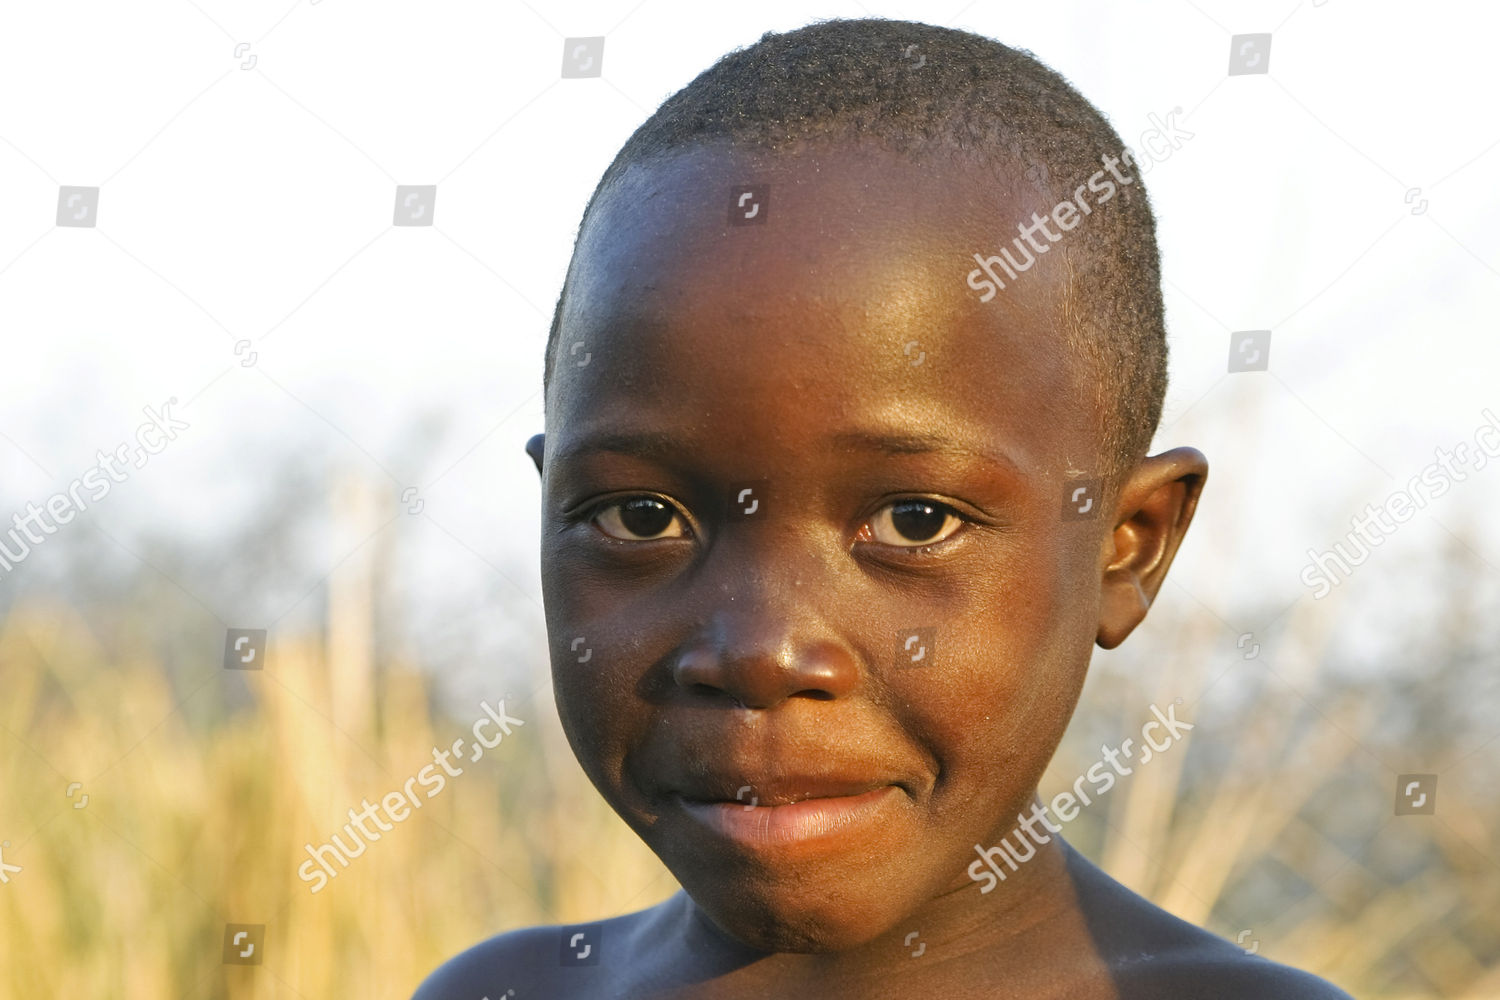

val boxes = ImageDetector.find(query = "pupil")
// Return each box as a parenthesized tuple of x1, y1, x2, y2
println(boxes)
(891, 501, 945, 542)
(620, 499, 673, 536)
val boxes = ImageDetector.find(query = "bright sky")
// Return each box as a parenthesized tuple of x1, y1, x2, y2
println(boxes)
(2, 0, 1497, 700)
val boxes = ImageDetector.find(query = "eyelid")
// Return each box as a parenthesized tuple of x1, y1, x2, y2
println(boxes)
(571, 493, 984, 548)
(585, 494, 695, 541)
(856, 497, 971, 549)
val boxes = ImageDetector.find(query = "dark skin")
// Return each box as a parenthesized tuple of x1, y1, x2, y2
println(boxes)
(413, 140, 1350, 999)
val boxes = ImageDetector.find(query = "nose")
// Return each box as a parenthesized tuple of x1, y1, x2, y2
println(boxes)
(675, 542, 864, 707)
(672, 503, 870, 707)
(672, 629, 860, 709)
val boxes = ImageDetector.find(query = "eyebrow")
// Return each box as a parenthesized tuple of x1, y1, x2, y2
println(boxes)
(555, 428, 1024, 475)
(553, 430, 679, 463)
(829, 429, 1025, 475)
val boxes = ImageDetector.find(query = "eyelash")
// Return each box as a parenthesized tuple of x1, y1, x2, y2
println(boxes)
(579, 495, 973, 551)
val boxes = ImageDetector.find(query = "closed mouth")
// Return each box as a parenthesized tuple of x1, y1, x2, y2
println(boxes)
(671, 784, 904, 849)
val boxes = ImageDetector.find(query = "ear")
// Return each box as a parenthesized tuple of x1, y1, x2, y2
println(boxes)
(525, 433, 545, 476)
(1096, 447, 1208, 649)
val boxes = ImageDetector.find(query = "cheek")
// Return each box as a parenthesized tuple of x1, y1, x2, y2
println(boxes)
(897, 533, 1097, 799)
(549, 646, 648, 822)
(541, 544, 627, 765)
(541, 539, 681, 786)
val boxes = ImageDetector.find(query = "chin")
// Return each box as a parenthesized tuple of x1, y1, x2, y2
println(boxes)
(707, 907, 882, 954)
(681, 870, 900, 953)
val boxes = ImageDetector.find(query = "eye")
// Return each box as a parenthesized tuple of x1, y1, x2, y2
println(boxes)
(857, 499, 965, 548)
(591, 496, 690, 541)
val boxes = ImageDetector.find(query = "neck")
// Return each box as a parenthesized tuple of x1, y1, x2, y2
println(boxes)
(660, 834, 1090, 992)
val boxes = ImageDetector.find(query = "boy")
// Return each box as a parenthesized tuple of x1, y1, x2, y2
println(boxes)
(415, 18, 1354, 999)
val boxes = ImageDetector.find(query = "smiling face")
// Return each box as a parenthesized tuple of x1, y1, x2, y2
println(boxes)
(535, 139, 1148, 953)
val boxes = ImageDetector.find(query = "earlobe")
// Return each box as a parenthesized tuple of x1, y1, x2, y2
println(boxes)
(1095, 447, 1208, 649)
(525, 433, 545, 475)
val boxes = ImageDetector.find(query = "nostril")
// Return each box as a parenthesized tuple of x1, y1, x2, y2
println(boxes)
(671, 636, 860, 707)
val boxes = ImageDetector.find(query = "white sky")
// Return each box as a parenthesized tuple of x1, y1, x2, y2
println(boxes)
(2, 0, 1497, 702)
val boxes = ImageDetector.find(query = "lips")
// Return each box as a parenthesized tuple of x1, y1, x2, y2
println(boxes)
(663, 766, 911, 852)
(673, 774, 901, 807)
(674, 784, 903, 849)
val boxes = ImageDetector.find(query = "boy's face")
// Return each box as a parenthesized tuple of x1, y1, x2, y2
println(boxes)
(532, 140, 1203, 953)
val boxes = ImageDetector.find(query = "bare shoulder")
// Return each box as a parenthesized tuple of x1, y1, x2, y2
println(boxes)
(1061, 842, 1357, 1000)
(1108, 944, 1357, 1000)
(409, 924, 557, 999)
(410, 908, 658, 1000)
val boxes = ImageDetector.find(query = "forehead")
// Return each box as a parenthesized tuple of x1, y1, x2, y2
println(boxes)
(549, 140, 1095, 480)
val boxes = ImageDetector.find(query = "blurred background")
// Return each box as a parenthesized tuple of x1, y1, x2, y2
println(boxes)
(2, 1, 1497, 996)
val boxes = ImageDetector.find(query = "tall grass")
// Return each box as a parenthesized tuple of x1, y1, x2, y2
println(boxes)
(0, 595, 673, 997)
(1, 485, 1495, 997)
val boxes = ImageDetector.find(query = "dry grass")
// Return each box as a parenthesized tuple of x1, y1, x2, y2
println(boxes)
(0, 598, 674, 998)
(2, 527, 1495, 997)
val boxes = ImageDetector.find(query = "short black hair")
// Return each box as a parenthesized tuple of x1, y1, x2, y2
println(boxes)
(543, 17, 1168, 494)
